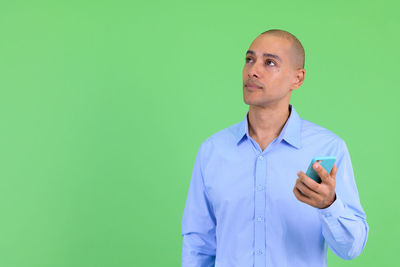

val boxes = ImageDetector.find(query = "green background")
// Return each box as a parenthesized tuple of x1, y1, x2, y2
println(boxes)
(0, 0, 398, 266)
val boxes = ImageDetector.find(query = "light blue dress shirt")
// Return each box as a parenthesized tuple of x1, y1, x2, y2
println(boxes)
(181, 104, 369, 267)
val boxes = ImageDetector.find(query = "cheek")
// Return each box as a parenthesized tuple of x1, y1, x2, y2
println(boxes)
(270, 70, 291, 84)
(242, 67, 249, 76)
(264, 71, 281, 84)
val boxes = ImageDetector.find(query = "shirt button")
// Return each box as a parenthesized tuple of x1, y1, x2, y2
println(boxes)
(257, 216, 264, 222)
(256, 249, 263, 255)
(258, 155, 264, 160)
(257, 185, 264, 191)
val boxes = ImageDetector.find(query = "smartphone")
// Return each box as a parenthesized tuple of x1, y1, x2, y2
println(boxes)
(305, 156, 336, 183)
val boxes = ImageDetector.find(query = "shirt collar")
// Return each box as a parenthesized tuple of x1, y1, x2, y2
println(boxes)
(234, 104, 302, 149)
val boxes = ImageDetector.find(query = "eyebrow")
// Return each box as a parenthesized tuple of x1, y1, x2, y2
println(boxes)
(246, 50, 281, 62)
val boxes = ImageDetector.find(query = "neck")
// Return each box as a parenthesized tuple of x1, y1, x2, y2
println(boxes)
(247, 102, 291, 141)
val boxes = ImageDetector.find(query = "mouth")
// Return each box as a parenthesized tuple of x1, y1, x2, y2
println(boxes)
(245, 84, 262, 90)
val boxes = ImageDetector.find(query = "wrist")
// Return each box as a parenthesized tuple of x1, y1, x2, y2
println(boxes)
(322, 193, 336, 209)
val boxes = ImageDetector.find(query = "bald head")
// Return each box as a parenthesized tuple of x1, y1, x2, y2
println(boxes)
(260, 29, 305, 69)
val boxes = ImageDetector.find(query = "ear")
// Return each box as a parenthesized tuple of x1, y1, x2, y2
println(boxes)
(291, 68, 305, 90)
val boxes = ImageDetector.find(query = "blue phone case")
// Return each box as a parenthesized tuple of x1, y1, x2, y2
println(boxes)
(305, 156, 336, 183)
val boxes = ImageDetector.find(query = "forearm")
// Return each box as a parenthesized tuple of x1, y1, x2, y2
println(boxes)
(182, 233, 216, 267)
(318, 195, 369, 260)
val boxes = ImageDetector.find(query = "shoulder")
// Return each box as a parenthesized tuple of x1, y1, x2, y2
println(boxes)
(301, 118, 345, 145)
(197, 121, 241, 153)
(299, 118, 350, 158)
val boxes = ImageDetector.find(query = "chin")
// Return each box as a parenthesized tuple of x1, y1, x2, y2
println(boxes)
(243, 97, 263, 106)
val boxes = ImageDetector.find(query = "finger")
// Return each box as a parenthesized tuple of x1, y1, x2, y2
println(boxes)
(330, 163, 337, 180)
(295, 180, 320, 199)
(313, 162, 331, 184)
(293, 186, 315, 206)
(297, 171, 321, 193)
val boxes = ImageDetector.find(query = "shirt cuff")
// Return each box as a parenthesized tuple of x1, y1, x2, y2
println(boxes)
(317, 194, 345, 219)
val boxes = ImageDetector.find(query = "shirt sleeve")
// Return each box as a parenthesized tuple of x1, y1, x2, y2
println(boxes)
(181, 141, 217, 267)
(317, 139, 369, 260)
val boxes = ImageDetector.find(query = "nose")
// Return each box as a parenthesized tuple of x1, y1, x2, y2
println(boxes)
(247, 62, 262, 78)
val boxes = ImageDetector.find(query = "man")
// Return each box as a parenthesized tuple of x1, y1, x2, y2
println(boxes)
(181, 29, 369, 267)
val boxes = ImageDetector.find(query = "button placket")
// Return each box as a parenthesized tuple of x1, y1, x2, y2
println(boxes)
(254, 153, 267, 266)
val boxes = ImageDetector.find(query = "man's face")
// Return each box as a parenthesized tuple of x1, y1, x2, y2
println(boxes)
(242, 34, 299, 107)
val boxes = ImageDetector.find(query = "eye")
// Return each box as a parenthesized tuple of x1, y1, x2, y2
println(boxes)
(266, 59, 275, 66)
(245, 57, 253, 63)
